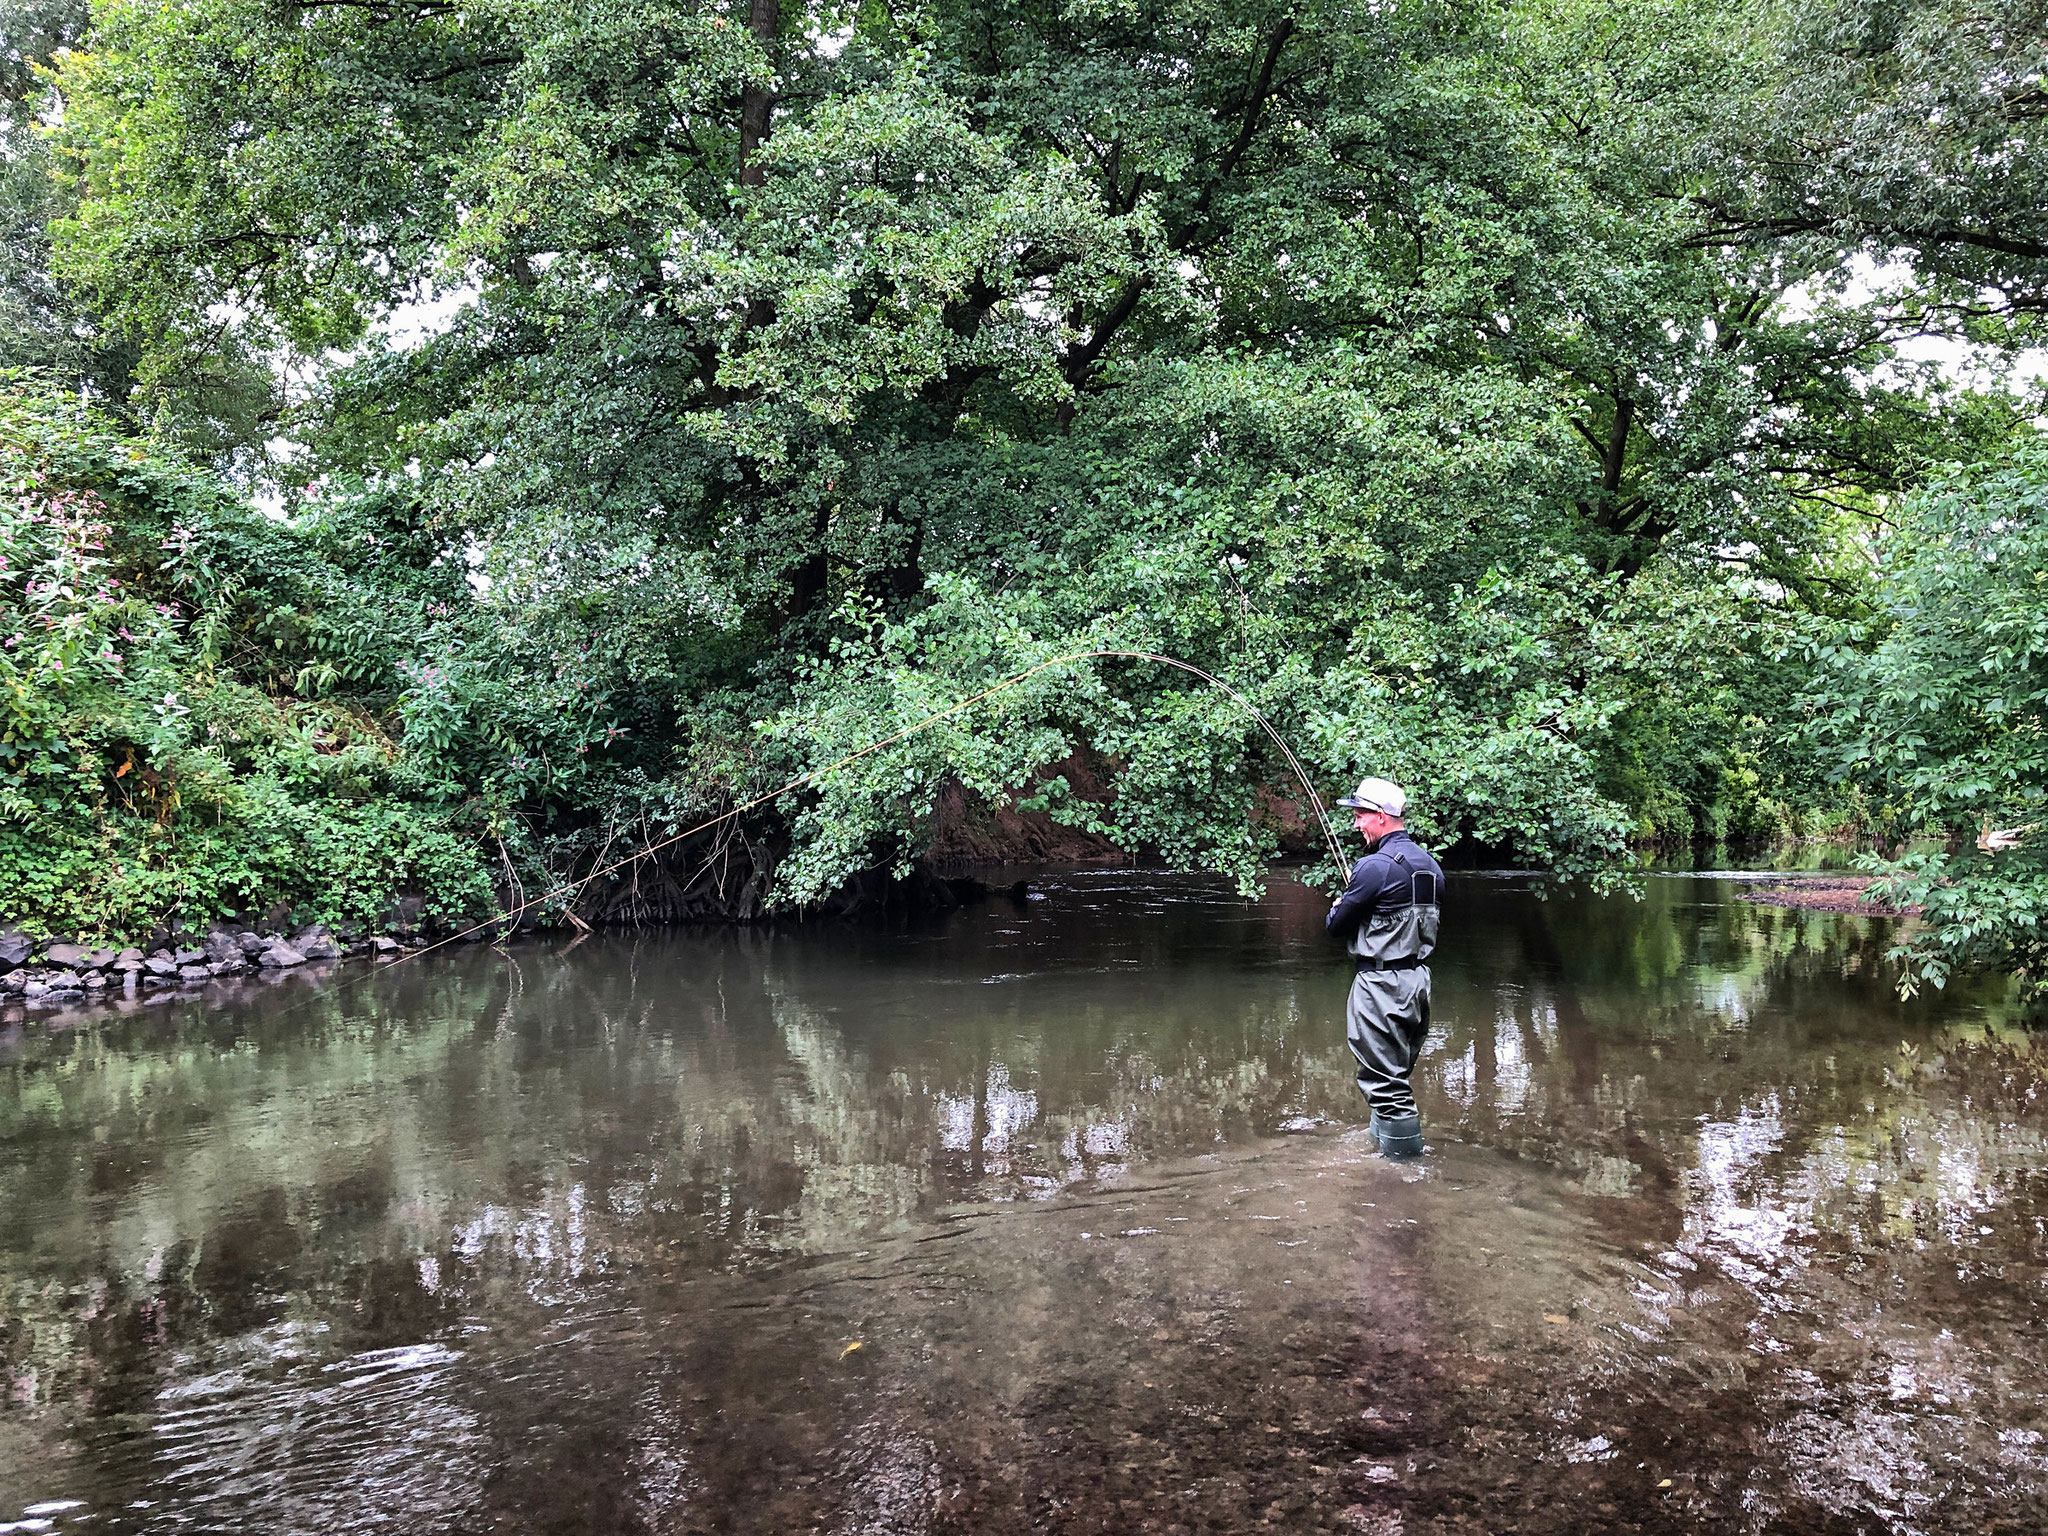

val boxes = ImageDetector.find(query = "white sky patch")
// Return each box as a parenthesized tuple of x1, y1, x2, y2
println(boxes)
(383, 282, 481, 348)
(1780, 253, 2048, 393)
(809, 19, 853, 59)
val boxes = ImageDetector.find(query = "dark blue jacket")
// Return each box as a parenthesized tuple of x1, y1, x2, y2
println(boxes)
(1326, 830, 1443, 963)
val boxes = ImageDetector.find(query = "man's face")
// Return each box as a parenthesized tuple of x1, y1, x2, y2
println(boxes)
(1353, 807, 1393, 841)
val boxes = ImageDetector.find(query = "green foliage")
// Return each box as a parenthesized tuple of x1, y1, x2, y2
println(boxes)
(1, 0, 90, 378)
(1694, 0, 2048, 347)
(0, 382, 494, 937)
(0, 0, 2041, 979)
(1808, 445, 2048, 995)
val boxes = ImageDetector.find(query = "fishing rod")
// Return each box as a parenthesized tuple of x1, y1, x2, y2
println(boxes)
(300, 648, 1353, 993)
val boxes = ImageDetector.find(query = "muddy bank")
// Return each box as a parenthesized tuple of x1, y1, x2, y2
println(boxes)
(1737, 875, 1920, 916)
(925, 751, 1129, 864)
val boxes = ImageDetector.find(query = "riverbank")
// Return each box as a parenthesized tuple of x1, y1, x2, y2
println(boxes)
(1734, 873, 1919, 917)
(0, 868, 1036, 1031)
(0, 918, 432, 1030)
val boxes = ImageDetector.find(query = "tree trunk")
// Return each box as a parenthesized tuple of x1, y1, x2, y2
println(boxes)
(738, 0, 780, 186)
(1601, 394, 1634, 501)
(787, 500, 832, 620)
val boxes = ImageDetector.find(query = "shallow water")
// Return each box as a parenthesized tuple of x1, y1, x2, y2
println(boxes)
(2, 870, 2044, 1535)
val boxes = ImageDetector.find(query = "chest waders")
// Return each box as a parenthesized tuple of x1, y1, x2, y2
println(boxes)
(1344, 846, 1439, 1158)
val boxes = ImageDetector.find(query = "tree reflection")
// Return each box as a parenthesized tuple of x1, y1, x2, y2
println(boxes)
(0, 870, 2041, 1530)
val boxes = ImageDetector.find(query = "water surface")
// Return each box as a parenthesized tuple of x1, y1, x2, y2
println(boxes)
(2, 870, 2044, 1534)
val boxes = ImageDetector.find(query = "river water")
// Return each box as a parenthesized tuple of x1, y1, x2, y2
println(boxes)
(1, 869, 2044, 1535)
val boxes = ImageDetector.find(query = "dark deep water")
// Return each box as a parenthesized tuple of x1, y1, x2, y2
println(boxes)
(1, 870, 2044, 1535)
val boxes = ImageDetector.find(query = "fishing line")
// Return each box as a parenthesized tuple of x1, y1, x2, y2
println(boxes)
(264, 649, 1351, 1009)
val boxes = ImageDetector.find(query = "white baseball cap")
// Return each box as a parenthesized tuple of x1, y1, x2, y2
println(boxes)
(1335, 776, 1407, 817)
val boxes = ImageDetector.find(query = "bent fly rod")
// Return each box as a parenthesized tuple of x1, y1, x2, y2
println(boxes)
(308, 649, 1352, 991)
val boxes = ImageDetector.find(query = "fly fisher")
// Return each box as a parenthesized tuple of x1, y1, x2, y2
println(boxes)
(1325, 777, 1443, 1159)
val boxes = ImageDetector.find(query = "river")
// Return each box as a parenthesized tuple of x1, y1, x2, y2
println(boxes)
(1, 868, 2043, 1534)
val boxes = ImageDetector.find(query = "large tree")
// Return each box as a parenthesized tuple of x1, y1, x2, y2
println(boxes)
(20, 0, 2018, 920)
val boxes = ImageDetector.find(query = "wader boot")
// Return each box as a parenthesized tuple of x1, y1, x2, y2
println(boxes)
(1367, 1111, 1424, 1158)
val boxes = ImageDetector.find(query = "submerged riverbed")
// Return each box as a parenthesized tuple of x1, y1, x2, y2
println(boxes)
(1, 869, 2043, 1535)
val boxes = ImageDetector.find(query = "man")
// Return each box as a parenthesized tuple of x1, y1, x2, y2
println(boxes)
(1326, 777, 1442, 1158)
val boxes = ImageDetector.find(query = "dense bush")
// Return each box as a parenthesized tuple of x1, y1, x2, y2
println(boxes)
(1809, 449, 2048, 996)
(0, 385, 495, 936)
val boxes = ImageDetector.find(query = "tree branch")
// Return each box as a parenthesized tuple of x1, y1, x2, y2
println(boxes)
(1601, 395, 1633, 498)
(1061, 274, 1147, 392)
(1186, 18, 1295, 230)
(407, 53, 519, 85)
(1059, 18, 1297, 406)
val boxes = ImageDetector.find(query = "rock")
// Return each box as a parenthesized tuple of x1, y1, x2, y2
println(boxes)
(202, 929, 245, 965)
(85, 947, 118, 969)
(236, 932, 267, 957)
(258, 942, 307, 968)
(22, 979, 48, 998)
(116, 947, 144, 963)
(294, 927, 342, 961)
(144, 955, 179, 977)
(47, 971, 84, 993)
(84, 972, 112, 990)
(207, 958, 244, 977)
(372, 936, 402, 954)
(0, 972, 25, 994)
(0, 931, 30, 971)
(177, 964, 211, 981)
(45, 943, 86, 967)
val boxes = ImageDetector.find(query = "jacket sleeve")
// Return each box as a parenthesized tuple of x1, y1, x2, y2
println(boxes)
(1326, 856, 1386, 940)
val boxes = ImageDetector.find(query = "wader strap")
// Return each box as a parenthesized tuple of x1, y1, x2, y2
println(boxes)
(1384, 844, 1438, 908)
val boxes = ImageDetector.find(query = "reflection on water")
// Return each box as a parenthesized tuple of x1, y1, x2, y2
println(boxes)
(2, 870, 2044, 1534)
